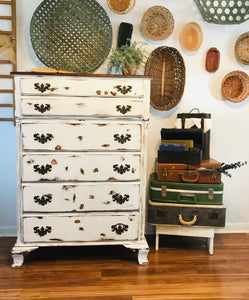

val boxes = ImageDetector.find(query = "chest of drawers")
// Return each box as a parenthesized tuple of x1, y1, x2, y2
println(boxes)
(11, 72, 151, 267)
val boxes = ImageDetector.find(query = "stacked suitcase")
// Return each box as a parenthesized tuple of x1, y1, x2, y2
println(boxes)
(148, 111, 226, 228)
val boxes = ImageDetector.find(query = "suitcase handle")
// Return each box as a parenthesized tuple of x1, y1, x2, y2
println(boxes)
(177, 192, 197, 203)
(178, 214, 197, 226)
(179, 171, 200, 183)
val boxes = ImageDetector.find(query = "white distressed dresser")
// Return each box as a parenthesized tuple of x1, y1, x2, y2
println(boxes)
(11, 72, 151, 267)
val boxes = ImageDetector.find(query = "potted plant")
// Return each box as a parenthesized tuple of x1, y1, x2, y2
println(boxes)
(107, 40, 149, 75)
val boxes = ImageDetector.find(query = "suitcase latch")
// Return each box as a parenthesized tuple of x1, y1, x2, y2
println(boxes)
(208, 188, 214, 200)
(161, 186, 167, 197)
(163, 168, 168, 177)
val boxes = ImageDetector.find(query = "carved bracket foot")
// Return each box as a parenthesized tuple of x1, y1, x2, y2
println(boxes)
(11, 245, 39, 268)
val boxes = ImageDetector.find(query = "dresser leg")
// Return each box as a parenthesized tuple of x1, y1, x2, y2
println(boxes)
(11, 244, 38, 268)
(137, 249, 149, 265)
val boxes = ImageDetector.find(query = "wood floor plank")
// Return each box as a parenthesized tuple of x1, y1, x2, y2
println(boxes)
(0, 234, 249, 299)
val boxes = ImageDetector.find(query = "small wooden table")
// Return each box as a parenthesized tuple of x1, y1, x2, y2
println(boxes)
(155, 225, 215, 254)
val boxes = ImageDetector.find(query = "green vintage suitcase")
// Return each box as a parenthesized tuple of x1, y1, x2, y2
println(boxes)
(148, 200, 226, 227)
(150, 173, 223, 205)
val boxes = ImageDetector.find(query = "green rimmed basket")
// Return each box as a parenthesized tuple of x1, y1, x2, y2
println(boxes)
(30, 0, 112, 73)
(194, 0, 249, 24)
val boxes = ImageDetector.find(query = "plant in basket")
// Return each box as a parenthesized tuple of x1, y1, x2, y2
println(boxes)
(107, 40, 149, 75)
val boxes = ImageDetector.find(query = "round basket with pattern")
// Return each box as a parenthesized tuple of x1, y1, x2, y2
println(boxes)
(145, 46, 185, 111)
(30, 0, 112, 73)
(141, 6, 174, 41)
(107, 0, 136, 14)
(221, 71, 249, 103)
(194, 0, 249, 24)
(235, 32, 249, 66)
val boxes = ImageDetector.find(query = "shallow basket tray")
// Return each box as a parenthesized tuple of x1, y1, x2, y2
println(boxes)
(30, 0, 112, 73)
(145, 46, 185, 111)
(180, 22, 203, 52)
(221, 71, 249, 103)
(235, 32, 249, 66)
(141, 6, 174, 41)
(194, 0, 249, 24)
(107, 0, 136, 15)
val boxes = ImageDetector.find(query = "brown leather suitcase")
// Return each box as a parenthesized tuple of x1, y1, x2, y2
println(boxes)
(156, 158, 222, 184)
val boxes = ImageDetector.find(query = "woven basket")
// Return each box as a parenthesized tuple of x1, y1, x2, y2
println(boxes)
(141, 6, 174, 41)
(107, 0, 136, 15)
(194, 0, 249, 24)
(205, 47, 220, 73)
(180, 22, 203, 52)
(145, 46, 185, 111)
(30, 0, 112, 73)
(221, 71, 249, 103)
(235, 32, 249, 66)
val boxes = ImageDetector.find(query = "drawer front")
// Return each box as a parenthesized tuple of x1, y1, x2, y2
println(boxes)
(22, 122, 141, 151)
(21, 78, 145, 97)
(23, 214, 139, 242)
(21, 97, 144, 118)
(22, 182, 140, 212)
(22, 153, 141, 182)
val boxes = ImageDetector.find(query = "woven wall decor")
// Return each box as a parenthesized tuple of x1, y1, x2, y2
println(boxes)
(180, 22, 203, 52)
(107, 0, 136, 14)
(194, 0, 249, 24)
(30, 0, 112, 73)
(221, 71, 249, 103)
(205, 47, 220, 72)
(141, 6, 174, 41)
(235, 32, 249, 66)
(145, 46, 185, 111)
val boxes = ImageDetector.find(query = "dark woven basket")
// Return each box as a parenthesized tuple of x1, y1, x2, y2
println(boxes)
(145, 46, 185, 111)
(30, 0, 112, 73)
(194, 0, 249, 24)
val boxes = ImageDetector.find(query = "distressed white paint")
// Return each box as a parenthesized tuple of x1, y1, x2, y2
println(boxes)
(21, 96, 145, 118)
(12, 74, 150, 266)
(22, 121, 142, 151)
(22, 182, 140, 212)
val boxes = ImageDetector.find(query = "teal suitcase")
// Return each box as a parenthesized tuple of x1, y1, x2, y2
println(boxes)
(150, 173, 223, 205)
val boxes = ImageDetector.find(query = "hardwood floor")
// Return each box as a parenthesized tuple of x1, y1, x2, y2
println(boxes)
(0, 233, 249, 299)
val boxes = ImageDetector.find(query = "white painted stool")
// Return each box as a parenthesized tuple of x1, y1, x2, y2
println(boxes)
(155, 225, 215, 255)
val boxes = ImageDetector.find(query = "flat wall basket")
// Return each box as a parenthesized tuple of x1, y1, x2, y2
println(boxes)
(145, 46, 186, 111)
(194, 0, 249, 25)
(30, 0, 113, 73)
(235, 32, 249, 66)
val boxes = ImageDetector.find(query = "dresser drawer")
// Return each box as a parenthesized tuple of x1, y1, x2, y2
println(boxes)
(22, 182, 140, 212)
(21, 97, 145, 118)
(21, 77, 145, 97)
(23, 213, 139, 242)
(22, 122, 142, 151)
(22, 153, 141, 182)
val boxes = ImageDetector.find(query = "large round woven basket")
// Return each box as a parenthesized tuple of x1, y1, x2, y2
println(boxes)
(194, 0, 249, 24)
(235, 32, 249, 66)
(30, 0, 112, 73)
(221, 71, 249, 103)
(145, 46, 185, 111)
(141, 6, 174, 41)
(107, 0, 136, 14)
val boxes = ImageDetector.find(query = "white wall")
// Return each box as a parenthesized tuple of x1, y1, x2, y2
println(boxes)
(0, 0, 248, 235)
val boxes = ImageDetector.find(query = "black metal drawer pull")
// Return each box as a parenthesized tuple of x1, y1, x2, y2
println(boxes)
(34, 104, 51, 113)
(116, 105, 131, 114)
(113, 134, 131, 144)
(34, 164, 52, 175)
(33, 226, 52, 237)
(112, 193, 130, 205)
(34, 194, 52, 206)
(111, 223, 128, 235)
(115, 85, 132, 95)
(34, 83, 51, 93)
(33, 133, 54, 144)
(113, 164, 130, 174)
